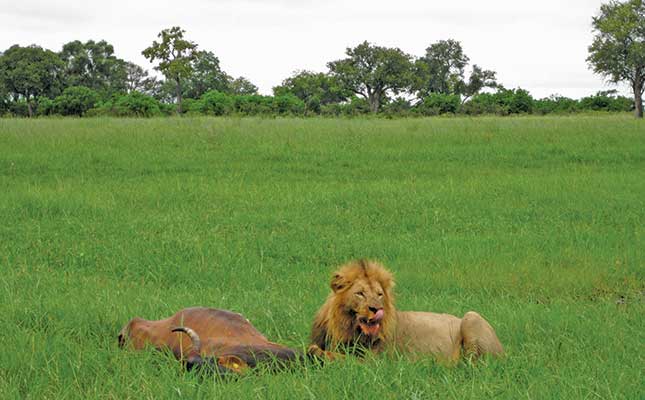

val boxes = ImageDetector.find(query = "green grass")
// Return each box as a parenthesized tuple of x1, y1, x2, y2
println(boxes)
(1, 115, 643, 399)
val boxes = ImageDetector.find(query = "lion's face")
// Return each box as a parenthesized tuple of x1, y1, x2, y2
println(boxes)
(334, 274, 386, 337)
(327, 260, 395, 344)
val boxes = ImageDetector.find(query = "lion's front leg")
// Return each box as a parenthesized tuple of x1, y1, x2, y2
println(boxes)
(460, 311, 504, 358)
(306, 344, 345, 362)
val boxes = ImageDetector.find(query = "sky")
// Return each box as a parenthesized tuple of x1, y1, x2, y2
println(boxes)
(0, 0, 631, 98)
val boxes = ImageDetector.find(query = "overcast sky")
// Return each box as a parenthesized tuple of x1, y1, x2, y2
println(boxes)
(0, 0, 630, 98)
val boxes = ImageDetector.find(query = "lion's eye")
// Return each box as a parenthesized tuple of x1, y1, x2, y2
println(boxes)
(355, 291, 365, 298)
(378, 292, 384, 298)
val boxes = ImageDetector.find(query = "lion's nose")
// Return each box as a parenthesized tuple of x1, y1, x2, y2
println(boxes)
(369, 307, 384, 322)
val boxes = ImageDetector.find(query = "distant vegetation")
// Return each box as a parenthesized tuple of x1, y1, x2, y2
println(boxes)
(0, 0, 642, 118)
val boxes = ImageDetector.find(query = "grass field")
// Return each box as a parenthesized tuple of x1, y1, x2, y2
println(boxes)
(1, 116, 643, 399)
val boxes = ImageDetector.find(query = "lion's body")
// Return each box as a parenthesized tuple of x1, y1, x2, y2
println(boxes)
(394, 311, 464, 360)
(311, 260, 504, 362)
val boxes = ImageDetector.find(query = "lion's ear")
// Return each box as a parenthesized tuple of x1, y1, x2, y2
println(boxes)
(379, 270, 395, 291)
(330, 273, 347, 292)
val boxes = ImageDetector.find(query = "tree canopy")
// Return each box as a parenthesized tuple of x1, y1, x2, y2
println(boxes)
(0, 45, 64, 116)
(587, 0, 645, 118)
(59, 40, 127, 95)
(273, 71, 348, 113)
(182, 50, 231, 99)
(229, 77, 258, 95)
(328, 41, 415, 113)
(414, 39, 497, 102)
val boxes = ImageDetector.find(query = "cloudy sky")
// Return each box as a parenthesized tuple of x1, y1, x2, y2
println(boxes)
(0, 0, 629, 98)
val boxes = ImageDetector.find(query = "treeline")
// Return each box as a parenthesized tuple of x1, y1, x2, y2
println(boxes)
(0, 27, 635, 118)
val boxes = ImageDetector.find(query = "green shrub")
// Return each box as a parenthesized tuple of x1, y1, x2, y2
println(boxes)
(35, 97, 55, 116)
(534, 96, 579, 115)
(319, 97, 371, 117)
(52, 86, 100, 116)
(272, 94, 305, 116)
(342, 97, 371, 116)
(462, 88, 534, 115)
(461, 93, 505, 115)
(507, 89, 533, 114)
(88, 92, 162, 117)
(199, 90, 234, 115)
(320, 103, 342, 116)
(579, 92, 632, 112)
(234, 95, 273, 115)
(382, 98, 413, 117)
(304, 96, 322, 115)
(181, 98, 201, 115)
(8, 100, 30, 117)
(416, 93, 460, 115)
(0, 96, 8, 116)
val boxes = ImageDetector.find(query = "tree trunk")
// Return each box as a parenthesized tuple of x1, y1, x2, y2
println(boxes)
(176, 78, 183, 115)
(368, 91, 380, 113)
(634, 77, 643, 119)
(27, 97, 33, 118)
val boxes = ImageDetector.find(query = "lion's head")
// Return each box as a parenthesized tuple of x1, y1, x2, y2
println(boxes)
(311, 260, 396, 353)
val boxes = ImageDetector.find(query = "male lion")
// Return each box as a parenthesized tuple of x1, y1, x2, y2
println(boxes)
(310, 260, 504, 362)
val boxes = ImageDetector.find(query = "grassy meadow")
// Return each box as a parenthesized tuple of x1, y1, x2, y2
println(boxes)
(0, 116, 643, 399)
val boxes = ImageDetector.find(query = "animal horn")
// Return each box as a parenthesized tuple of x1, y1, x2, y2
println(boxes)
(171, 326, 202, 354)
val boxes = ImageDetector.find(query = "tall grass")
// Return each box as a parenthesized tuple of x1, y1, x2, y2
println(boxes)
(0, 116, 643, 398)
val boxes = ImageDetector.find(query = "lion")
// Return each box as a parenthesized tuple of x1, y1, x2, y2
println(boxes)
(310, 260, 504, 362)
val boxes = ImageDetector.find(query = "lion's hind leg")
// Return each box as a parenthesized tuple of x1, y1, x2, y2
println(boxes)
(460, 311, 504, 359)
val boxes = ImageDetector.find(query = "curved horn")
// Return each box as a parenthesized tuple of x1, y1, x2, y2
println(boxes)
(171, 326, 202, 354)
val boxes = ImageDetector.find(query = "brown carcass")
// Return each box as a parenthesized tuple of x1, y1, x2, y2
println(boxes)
(118, 307, 311, 375)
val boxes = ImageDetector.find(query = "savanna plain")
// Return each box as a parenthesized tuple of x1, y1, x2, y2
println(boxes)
(0, 116, 643, 399)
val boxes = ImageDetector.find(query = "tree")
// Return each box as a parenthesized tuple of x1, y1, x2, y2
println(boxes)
(124, 62, 159, 95)
(462, 65, 498, 103)
(328, 41, 415, 113)
(587, 0, 645, 118)
(59, 40, 127, 94)
(273, 70, 348, 113)
(229, 76, 258, 95)
(416, 39, 468, 96)
(414, 39, 498, 102)
(0, 45, 64, 117)
(182, 50, 232, 98)
(142, 26, 198, 114)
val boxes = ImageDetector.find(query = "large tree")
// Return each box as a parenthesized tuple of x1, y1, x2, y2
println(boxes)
(588, 0, 645, 118)
(0, 45, 64, 117)
(328, 41, 415, 113)
(183, 50, 232, 98)
(273, 70, 348, 113)
(415, 39, 498, 101)
(142, 26, 198, 113)
(59, 40, 127, 94)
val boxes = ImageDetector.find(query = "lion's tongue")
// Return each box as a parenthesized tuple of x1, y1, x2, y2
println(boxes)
(373, 309, 384, 322)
